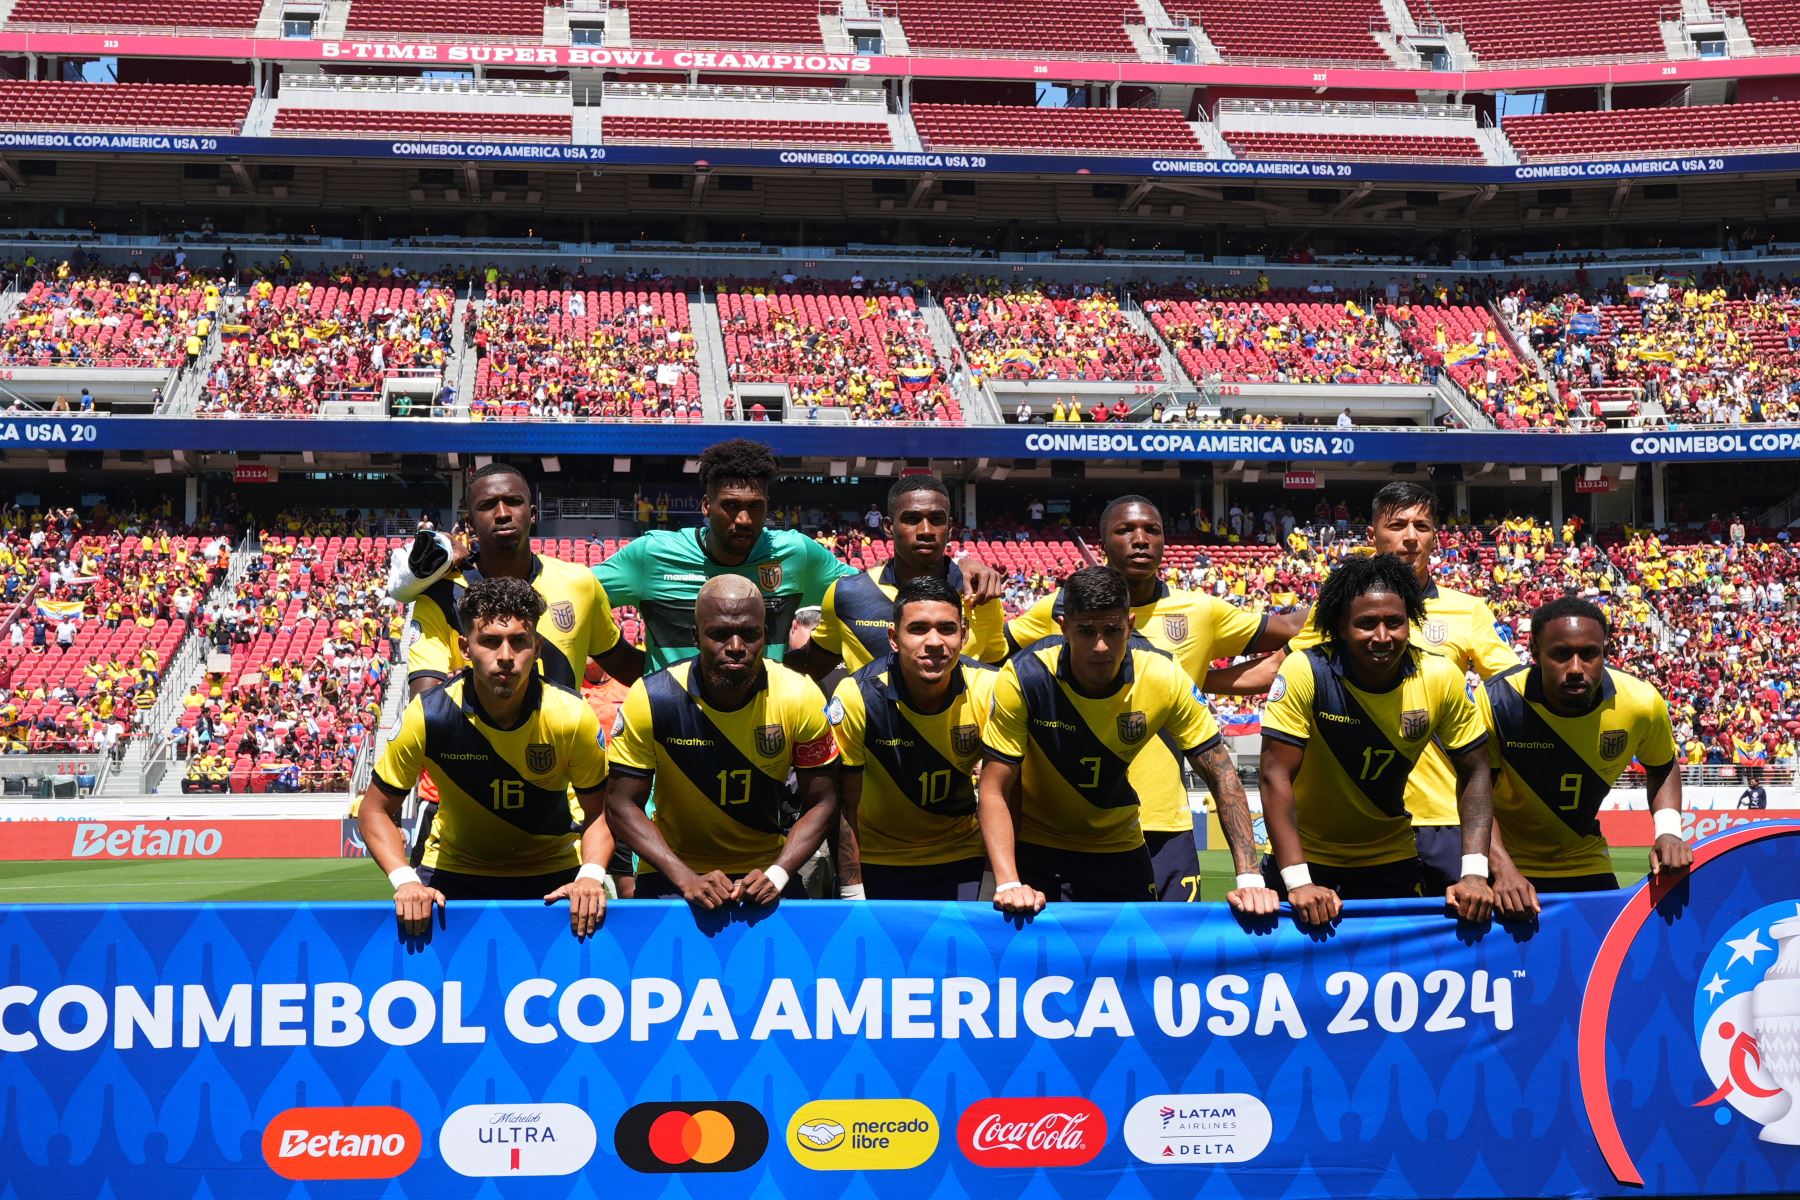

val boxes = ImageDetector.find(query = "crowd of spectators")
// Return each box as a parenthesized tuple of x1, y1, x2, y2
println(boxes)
(1, 259, 220, 369)
(941, 280, 1165, 383)
(1141, 289, 1428, 385)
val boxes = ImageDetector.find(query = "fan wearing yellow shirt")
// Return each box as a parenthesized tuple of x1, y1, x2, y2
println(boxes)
(1006, 495, 1302, 902)
(1260, 554, 1495, 926)
(355, 577, 615, 938)
(605, 576, 841, 908)
(811, 474, 1005, 675)
(1476, 597, 1691, 917)
(829, 575, 999, 900)
(978, 567, 1273, 913)
(1285, 482, 1517, 894)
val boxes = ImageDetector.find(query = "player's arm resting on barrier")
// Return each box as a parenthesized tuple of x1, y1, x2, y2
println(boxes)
(740, 763, 839, 906)
(359, 701, 445, 934)
(603, 770, 733, 910)
(1257, 736, 1338, 926)
(1485, 815, 1540, 917)
(1645, 754, 1691, 877)
(975, 663, 1046, 915)
(543, 706, 615, 936)
(1190, 741, 1277, 916)
(1444, 738, 1497, 923)
(828, 676, 866, 898)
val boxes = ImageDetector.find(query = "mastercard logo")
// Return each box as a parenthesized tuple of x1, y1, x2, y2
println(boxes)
(614, 1101, 767, 1173)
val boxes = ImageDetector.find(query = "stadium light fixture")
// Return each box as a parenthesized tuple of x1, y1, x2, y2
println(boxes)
(1584, 465, 1604, 481)
(1508, 467, 1526, 482)
(1540, 468, 1558, 483)
(1620, 464, 1638, 481)
(991, 467, 1010, 481)
(683, 458, 701, 474)
(830, 460, 849, 477)
(47, 457, 65, 474)
(153, 459, 172, 475)
(1243, 469, 1260, 483)
(613, 457, 631, 473)
(542, 457, 562, 473)
(474, 455, 493, 470)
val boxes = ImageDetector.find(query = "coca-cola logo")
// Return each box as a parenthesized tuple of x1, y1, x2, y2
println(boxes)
(957, 1097, 1106, 1167)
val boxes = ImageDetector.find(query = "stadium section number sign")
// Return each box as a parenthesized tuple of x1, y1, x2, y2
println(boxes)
(1, 823, 1797, 1196)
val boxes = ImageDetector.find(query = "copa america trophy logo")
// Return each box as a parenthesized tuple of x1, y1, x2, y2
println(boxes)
(1694, 906, 1800, 1143)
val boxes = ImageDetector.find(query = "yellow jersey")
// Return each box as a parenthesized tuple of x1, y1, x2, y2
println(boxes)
(1007, 582, 1265, 834)
(983, 643, 1222, 855)
(1476, 665, 1676, 877)
(814, 560, 1005, 672)
(1288, 580, 1516, 825)
(829, 655, 998, 867)
(408, 554, 622, 692)
(609, 660, 838, 876)
(370, 673, 607, 876)
(1262, 645, 1487, 868)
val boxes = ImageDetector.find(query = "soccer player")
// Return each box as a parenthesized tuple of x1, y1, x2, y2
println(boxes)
(355, 578, 614, 937)
(1476, 597, 1691, 915)
(812, 474, 1006, 673)
(1260, 554, 1495, 925)
(604, 576, 840, 907)
(1005, 495, 1302, 901)
(595, 439, 1001, 673)
(977, 566, 1272, 912)
(829, 575, 1000, 900)
(1286, 482, 1517, 893)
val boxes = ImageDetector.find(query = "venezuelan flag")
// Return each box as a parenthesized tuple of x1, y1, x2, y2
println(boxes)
(895, 365, 935, 389)
(1221, 713, 1261, 738)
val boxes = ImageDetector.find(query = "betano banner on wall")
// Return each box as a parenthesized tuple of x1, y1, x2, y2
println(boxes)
(1, 823, 1797, 1197)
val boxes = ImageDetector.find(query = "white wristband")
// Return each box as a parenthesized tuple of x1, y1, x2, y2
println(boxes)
(992, 881, 1025, 895)
(387, 866, 421, 892)
(576, 863, 607, 883)
(1279, 864, 1313, 890)
(1653, 808, 1684, 840)
(762, 864, 790, 894)
(839, 883, 866, 900)
(1461, 854, 1491, 880)
(1235, 872, 1267, 891)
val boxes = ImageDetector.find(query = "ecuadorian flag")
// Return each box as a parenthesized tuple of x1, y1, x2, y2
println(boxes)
(1733, 735, 1768, 766)
(1001, 347, 1041, 371)
(34, 598, 84, 621)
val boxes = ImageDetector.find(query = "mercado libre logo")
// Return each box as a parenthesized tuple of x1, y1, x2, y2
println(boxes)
(1691, 902, 1800, 1144)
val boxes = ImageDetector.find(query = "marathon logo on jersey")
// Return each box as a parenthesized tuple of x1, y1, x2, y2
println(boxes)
(1422, 618, 1449, 646)
(526, 742, 557, 774)
(1161, 614, 1189, 644)
(438, 1104, 598, 1177)
(614, 1101, 768, 1173)
(1118, 711, 1148, 746)
(1400, 709, 1429, 741)
(757, 562, 783, 592)
(957, 1097, 1106, 1167)
(261, 1106, 421, 1180)
(549, 600, 576, 633)
(1122, 1094, 1272, 1164)
(755, 725, 787, 756)
(952, 724, 980, 756)
(1601, 729, 1629, 760)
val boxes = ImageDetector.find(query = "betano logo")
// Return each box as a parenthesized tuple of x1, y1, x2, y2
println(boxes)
(438, 1103, 597, 1177)
(261, 1106, 421, 1181)
(614, 1101, 769, 1173)
(788, 1099, 938, 1170)
(1122, 1093, 1273, 1164)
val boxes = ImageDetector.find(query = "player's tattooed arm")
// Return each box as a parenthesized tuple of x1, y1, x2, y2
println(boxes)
(1189, 741, 1259, 876)
(836, 770, 864, 890)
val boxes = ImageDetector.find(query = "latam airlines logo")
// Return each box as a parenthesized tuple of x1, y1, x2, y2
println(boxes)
(1691, 904, 1800, 1144)
(1121, 1093, 1272, 1164)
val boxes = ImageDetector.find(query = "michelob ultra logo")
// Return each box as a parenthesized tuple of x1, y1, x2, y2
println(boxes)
(788, 1099, 938, 1170)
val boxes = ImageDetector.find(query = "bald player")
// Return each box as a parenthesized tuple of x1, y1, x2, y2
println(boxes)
(604, 575, 841, 907)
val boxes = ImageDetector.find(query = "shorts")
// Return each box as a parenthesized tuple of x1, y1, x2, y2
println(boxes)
(1144, 827, 1203, 902)
(1526, 871, 1619, 894)
(419, 866, 577, 901)
(1414, 825, 1464, 893)
(634, 869, 809, 900)
(1017, 841, 1155, 903)
(1261, 855, 1422, 900)
(861, 857, 985, 901)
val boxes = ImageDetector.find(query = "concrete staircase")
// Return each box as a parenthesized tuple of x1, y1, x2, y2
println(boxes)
(95, 740, 154, 798)
(1190, 118, 1234, 158)
(543, 4, 571, 42)
(242, 96, 279, 138)
(1476, 124, 1517, 165)
(315, 0, 349, 39)
(691, 289, 733, 421)
(251, 0, 289, 36)
(1122, 295, 1194, 390)
(888, 111, 923, 152)
(448, 294, 473, 410)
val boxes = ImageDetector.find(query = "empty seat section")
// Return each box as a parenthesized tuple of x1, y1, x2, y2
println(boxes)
(1739, 0, 1800, 49)
(1504, 101, 1800, 160)
(623, 0, 826, 45)
(1224, 129, 1484, 160)
(6, 0, 261, 27)
(895, 0, 1140, 55)
(912, 103, 1205, 153)
(601, 117, 890, 146)
(1166, 0, 1389, 62)
(342, 0, 544, 36)
(274, 108, 572, 139)
(1422, 0, 1663, 62)
(0, 81, 253, 134)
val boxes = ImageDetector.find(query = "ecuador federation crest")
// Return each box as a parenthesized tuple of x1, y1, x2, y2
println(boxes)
(1117, 711, 1148, 746)
(526, 742, 557, 774)
(951, 724, 980, 756)
(1400, 709, 1430, 741)
(757, 561, 783, 592)
(755, 724, 787, 756)
(549, 600, 577, 633)
(1600, 728, 1628, 760)
(1421, 618, 1449, 646)
(1162, 613, 1189, 644)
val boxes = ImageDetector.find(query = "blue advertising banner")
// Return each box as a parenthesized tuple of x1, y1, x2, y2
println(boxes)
(0, 129, 1774, 186)
(2, 823, 1798, 1198)
(8, 415, 1800, 465)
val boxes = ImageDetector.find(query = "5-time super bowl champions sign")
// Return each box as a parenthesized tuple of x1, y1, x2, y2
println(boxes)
(2, 823, 1799, 1198)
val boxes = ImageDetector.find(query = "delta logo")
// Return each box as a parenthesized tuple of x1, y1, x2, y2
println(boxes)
(614, 1101, 768, 1173)
(1580, 820, 1800, 1186)
(261, 1106, 421, 1180)
(1121, 1093, 1272, 1164)
(438, 1103, 597, 1177)
(957, 1097, 1105, 1167)
(788, 1098, 938, 1171)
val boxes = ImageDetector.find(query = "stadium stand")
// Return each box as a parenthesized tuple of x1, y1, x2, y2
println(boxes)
(0, 272, 218, 370)
(621, 0, 826, 46)
(911, 104, 1207, 154)
(274, 109, 574, 141)
(4, 0, 261, 28)
(718, 285, 962, 421)
(341, 0, 546, 37)
(1139, 290, 1429, 384)
(199, 276, 455, 416)
(0, 82, 254, 135)
(471, 283, 702, 421)
(1738, 0, 1800, 51)
(599, 117, 890, 147)
(1223, 130, 1485, 161)
(1385, 298, 1567, 428)
(1503, 101, 1800, 161)
(1416, 0, 1665, 63)
(1163, 0, 1390, 62)
(940, 282, 1166, 383)
(892, 0, 1141, 55)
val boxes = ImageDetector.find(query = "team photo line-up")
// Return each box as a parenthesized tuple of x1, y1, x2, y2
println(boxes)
(352, 437, 1694, 933)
